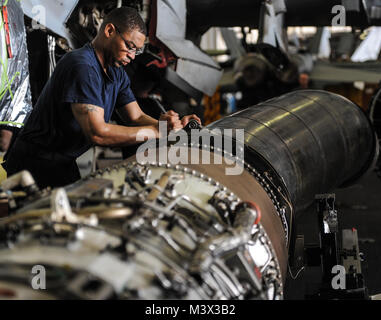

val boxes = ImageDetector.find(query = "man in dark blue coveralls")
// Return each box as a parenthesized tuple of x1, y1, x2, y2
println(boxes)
(2, 7, 200, 189)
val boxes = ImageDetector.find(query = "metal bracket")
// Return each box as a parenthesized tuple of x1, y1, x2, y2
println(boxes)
(315, 194, 339, 281)
(51, 188, 98, 226)
(258, 0, 288, 53)
(301, 194, 369, 299)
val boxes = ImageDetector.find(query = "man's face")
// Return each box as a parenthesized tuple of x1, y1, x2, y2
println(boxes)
(107, 26, 146, 68)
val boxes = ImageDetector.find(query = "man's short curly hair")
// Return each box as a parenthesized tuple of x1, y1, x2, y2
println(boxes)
(101, 6, 147, 35)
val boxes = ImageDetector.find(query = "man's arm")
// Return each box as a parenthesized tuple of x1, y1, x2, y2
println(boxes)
(116, 101, 158, 126)
(117, 99, 202, 130)
(116, 101, 184, 131)
(71, 103, 159, 147)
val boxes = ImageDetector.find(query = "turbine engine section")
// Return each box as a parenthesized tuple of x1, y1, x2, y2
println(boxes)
(0, 163, 283, 300)
(208, 90, 378, 212)
(0, 90, 377, 300)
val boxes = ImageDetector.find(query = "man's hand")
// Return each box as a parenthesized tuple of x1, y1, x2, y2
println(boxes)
(159, 110, 183, 132)
(181, 114, 202, 128)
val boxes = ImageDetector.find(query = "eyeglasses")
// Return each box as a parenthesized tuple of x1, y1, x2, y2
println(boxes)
(114, 25, 145, 56)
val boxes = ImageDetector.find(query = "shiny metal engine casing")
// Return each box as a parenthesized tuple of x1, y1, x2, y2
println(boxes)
(0, 90, 377, 300)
